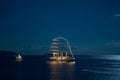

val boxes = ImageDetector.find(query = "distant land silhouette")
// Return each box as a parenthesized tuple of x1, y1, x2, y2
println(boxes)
(0, 50, 17, 56)
(0, 50, 18, 61)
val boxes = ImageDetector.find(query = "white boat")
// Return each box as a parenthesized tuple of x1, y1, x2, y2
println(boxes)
(16, 54, 22, 61)
(46, 37, 75, 63)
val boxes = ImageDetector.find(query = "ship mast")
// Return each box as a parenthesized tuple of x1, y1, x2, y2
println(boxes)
(50, 38, 59, 57)
(50, 37, 73, 57)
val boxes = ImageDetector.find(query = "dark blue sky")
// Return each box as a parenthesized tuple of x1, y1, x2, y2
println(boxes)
(0, 0, 120, 54)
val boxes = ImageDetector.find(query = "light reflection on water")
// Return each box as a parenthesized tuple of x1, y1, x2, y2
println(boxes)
(48, 62, 75, 80)
(96, 55, 120, 60)
(2, 55, 120, 80)
(79, 55, 120, 80)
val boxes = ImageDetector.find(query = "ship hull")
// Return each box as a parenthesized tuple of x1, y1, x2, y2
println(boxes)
(47, 56, 75, 63)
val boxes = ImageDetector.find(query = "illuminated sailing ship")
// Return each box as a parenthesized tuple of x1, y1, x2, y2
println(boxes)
(46, 37, 75, 63)
(16, 54, 22, 61)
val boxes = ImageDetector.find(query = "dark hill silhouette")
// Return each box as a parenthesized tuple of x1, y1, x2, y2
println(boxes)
(0, 50, 17, 56)
(0, 50, 18, 62)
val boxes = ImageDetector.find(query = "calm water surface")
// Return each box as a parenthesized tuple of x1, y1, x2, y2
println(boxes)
(0, 55, 120, 80)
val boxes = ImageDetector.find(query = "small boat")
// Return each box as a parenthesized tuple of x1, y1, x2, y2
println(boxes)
(16, 54, 23, 61)
(46, 37, 75, 63)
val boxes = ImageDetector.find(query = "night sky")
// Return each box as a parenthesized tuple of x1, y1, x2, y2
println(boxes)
(0, 0, 120, 55)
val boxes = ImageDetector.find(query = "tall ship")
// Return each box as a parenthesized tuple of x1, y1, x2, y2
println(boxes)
(46, 37, 75, 63)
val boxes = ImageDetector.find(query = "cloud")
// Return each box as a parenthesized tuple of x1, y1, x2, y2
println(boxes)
(114, 14, 120, 17)
(106, 41, 120, 47)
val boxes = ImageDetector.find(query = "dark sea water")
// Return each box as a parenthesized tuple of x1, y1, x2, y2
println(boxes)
(1, 55, 120, 80)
